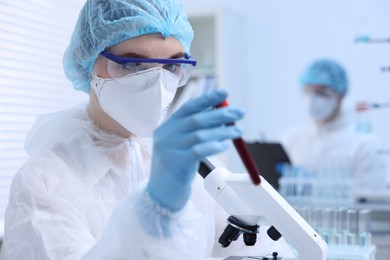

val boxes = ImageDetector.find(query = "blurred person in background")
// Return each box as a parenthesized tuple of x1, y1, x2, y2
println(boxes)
(280, 59, 387, 199)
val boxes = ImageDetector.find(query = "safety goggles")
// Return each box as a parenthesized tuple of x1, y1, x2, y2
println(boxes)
(100, 50, 197, 87)
(305, 86, 338, 99)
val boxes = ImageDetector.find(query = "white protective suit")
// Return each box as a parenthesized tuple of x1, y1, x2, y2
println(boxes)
(4, 105, 294, 260)
(280, 108, 387, 194)
(4, 105, 215, 260)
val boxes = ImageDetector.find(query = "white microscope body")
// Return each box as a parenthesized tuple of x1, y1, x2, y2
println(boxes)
(203, 166, 328, 260)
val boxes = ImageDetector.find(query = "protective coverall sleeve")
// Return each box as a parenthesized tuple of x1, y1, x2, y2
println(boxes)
(4, 150, 208, 260)
(82, 189, 208, 260)
(4, 152, 96, 260)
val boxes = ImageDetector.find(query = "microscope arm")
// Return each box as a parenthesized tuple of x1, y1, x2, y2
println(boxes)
(203, 166, 328, 260)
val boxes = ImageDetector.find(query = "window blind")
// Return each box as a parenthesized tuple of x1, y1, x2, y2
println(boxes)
(0, 0, 87, 235)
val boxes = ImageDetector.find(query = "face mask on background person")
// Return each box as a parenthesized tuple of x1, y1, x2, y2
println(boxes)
(308, 92, 338, 122)
(91, 67, 179, 137)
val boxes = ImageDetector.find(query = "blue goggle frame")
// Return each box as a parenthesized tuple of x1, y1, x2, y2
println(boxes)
(100, 50, 197, 67)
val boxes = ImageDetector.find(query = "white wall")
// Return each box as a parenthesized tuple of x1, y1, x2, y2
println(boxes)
(182, 0, 390, 150)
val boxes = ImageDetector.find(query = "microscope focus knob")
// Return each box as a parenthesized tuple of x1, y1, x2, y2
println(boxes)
(267, 226, 282, 241)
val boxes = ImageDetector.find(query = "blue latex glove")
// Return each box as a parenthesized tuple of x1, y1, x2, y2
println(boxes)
(147, 89, 244, 211)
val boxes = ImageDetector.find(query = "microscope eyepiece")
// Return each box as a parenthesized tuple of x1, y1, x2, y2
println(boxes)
(198, 159, 215, 179)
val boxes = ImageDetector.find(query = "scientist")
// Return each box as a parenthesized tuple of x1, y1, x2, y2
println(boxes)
(280, 59, 387, 198)
(4, 0, 293, 259)
(3, 0, 243, 259)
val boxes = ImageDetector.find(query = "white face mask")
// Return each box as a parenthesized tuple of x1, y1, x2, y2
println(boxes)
(309, 93, 338, 122)
(91, 68, 179, 137)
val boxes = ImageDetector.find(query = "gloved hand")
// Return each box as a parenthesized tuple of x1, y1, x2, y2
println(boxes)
(147, 89, 244, 211)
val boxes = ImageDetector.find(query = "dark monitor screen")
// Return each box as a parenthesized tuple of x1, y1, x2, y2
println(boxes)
(245, 142, 291, 190)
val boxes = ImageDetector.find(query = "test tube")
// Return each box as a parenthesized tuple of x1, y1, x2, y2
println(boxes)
(334, 207, 347, 246)
(311, 168, 321, 200)
(346, 209, 358, 246)
(335, 208, 347, 232)
(303, 168, 313, 197)
(283, 165, 293, 196)
(310, 207, 323, 234)
(322, 208, 336, 244)
(300, 206, 311, 223)
(358, 209, 372, 247)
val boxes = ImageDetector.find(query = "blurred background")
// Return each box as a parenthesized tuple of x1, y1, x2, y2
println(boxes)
(179, 0, 390, 172)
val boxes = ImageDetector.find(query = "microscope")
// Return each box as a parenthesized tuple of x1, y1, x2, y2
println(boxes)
(198, 159, 328, 260)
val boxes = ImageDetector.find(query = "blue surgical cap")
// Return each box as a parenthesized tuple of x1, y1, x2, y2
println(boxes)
(63, 0, 194, 93)
(300, 59, 349, 96)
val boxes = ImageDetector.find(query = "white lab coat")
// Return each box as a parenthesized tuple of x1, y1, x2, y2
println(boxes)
(280, 108, 387, 195)
(4, 105, 294, 260)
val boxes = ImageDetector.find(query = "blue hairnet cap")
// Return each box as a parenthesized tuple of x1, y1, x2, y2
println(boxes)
(63, 0, 194, 93)
(300, 59, 349, 96)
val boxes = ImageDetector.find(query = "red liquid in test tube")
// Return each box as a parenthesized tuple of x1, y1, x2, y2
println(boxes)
(216, 100, 261, 185)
